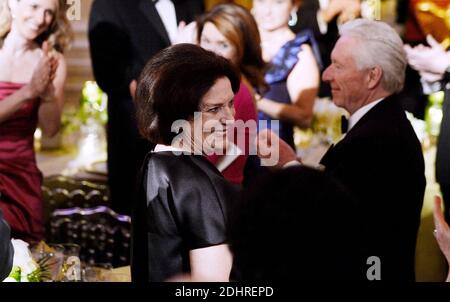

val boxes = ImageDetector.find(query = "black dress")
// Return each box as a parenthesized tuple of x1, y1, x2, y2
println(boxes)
(131, 151, 239, 282)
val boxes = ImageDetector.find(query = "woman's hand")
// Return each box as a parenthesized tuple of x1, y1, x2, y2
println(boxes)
(129, 79, 137, 102)
(404, 35, 450, 77)
(173, 21, 198, 45)
(256, 129, 298, 169)
(40, 83, 56, 104)
(433, 195, 450, 281)
(25, 42, 58, 99)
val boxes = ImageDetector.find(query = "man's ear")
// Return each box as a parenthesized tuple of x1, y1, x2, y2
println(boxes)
(367, 66, 383, 89)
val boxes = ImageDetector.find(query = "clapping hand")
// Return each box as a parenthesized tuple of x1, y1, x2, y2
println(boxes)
(173, 21, 198, 45)
(27, 41, 58, 100)
(404, 35, 450, 80)
(321, 0, 361, 24)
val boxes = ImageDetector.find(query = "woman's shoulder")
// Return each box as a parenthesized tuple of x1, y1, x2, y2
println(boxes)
(53, 50, 65, 60)
(147, 152, 218, 179)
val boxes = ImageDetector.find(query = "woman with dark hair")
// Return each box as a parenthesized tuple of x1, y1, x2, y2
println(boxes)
(252, 0, 321, 149)
(196, 3, 267, 185)
(131, 43, 241, 282)
(0, 0, 72, 242)
(230, 165, 364, 281)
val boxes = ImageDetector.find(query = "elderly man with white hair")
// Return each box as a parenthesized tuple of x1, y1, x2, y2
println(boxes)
(260, 19, 426, 281)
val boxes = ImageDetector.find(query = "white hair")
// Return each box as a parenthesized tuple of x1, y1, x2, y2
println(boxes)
(339, 19, 407, 94)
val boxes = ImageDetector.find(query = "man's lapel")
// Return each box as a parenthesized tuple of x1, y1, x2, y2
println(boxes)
(138, 0, 171, 46)
(173, 0, 189, 23)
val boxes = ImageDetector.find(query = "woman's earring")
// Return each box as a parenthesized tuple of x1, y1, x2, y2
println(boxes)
(11, 13, 16, 19)
(288, 11, 298, 27)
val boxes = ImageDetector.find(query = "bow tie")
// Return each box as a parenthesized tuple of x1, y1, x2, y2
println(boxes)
(341, 115, 349, 134)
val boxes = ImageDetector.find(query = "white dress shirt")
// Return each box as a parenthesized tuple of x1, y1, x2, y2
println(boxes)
(282, 98, 385, 169)
(155, 0, 178, 44)
(153, 144, 185, 154)
(347, 98, 384, 132)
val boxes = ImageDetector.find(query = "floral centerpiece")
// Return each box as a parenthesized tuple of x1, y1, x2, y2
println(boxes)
(295, 98, 348, 149)
(3, 240, 52, 282)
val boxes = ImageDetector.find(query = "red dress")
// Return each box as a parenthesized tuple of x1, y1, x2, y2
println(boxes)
(207, 82, 257, 185)
(0, 82, 43, 242)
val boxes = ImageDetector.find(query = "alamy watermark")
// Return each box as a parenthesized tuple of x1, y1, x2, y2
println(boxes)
(366, 256, 381, 280)
(166, 112, 281, 167)
(66, 0, 81, 21)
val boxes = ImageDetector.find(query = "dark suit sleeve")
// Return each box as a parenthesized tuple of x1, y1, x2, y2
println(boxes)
(0, 209, 13, 281)
(88, 0, 133, 96)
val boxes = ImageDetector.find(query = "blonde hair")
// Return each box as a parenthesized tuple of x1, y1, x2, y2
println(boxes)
(0, 0, 11, 39)
(0, 0, 73, 52)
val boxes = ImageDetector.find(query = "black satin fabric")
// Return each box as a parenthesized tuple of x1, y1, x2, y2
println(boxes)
(131, 152, 239, 282)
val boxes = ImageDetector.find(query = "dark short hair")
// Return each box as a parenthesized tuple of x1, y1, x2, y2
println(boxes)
(136, 43, 240, 145)
(229, 166, 365, 281)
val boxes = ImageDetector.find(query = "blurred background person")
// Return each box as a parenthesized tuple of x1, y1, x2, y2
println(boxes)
(252, 0, 321, 150)
(290, 0, 361, 97)
(405, 34, 450, 224)
(396, 0, 450, 119)
(88, 0, 204, 215)
(197, 3, 267, 185)
(0, 0, 71, 242)
(229, 165, 364, 281)
(131, 44, 240, 282)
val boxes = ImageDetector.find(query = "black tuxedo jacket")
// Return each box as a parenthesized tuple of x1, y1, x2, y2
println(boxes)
(436, 87, 450, 185)
(321, 95, 426, 281)
(88, 0, 204, 214)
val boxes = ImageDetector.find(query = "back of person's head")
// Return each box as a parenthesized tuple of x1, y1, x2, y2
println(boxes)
(197, 3, 267, 93)
(338, 19, 407, 94)
(229, 166, 364, 281)
(135, 43, 240, 145)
